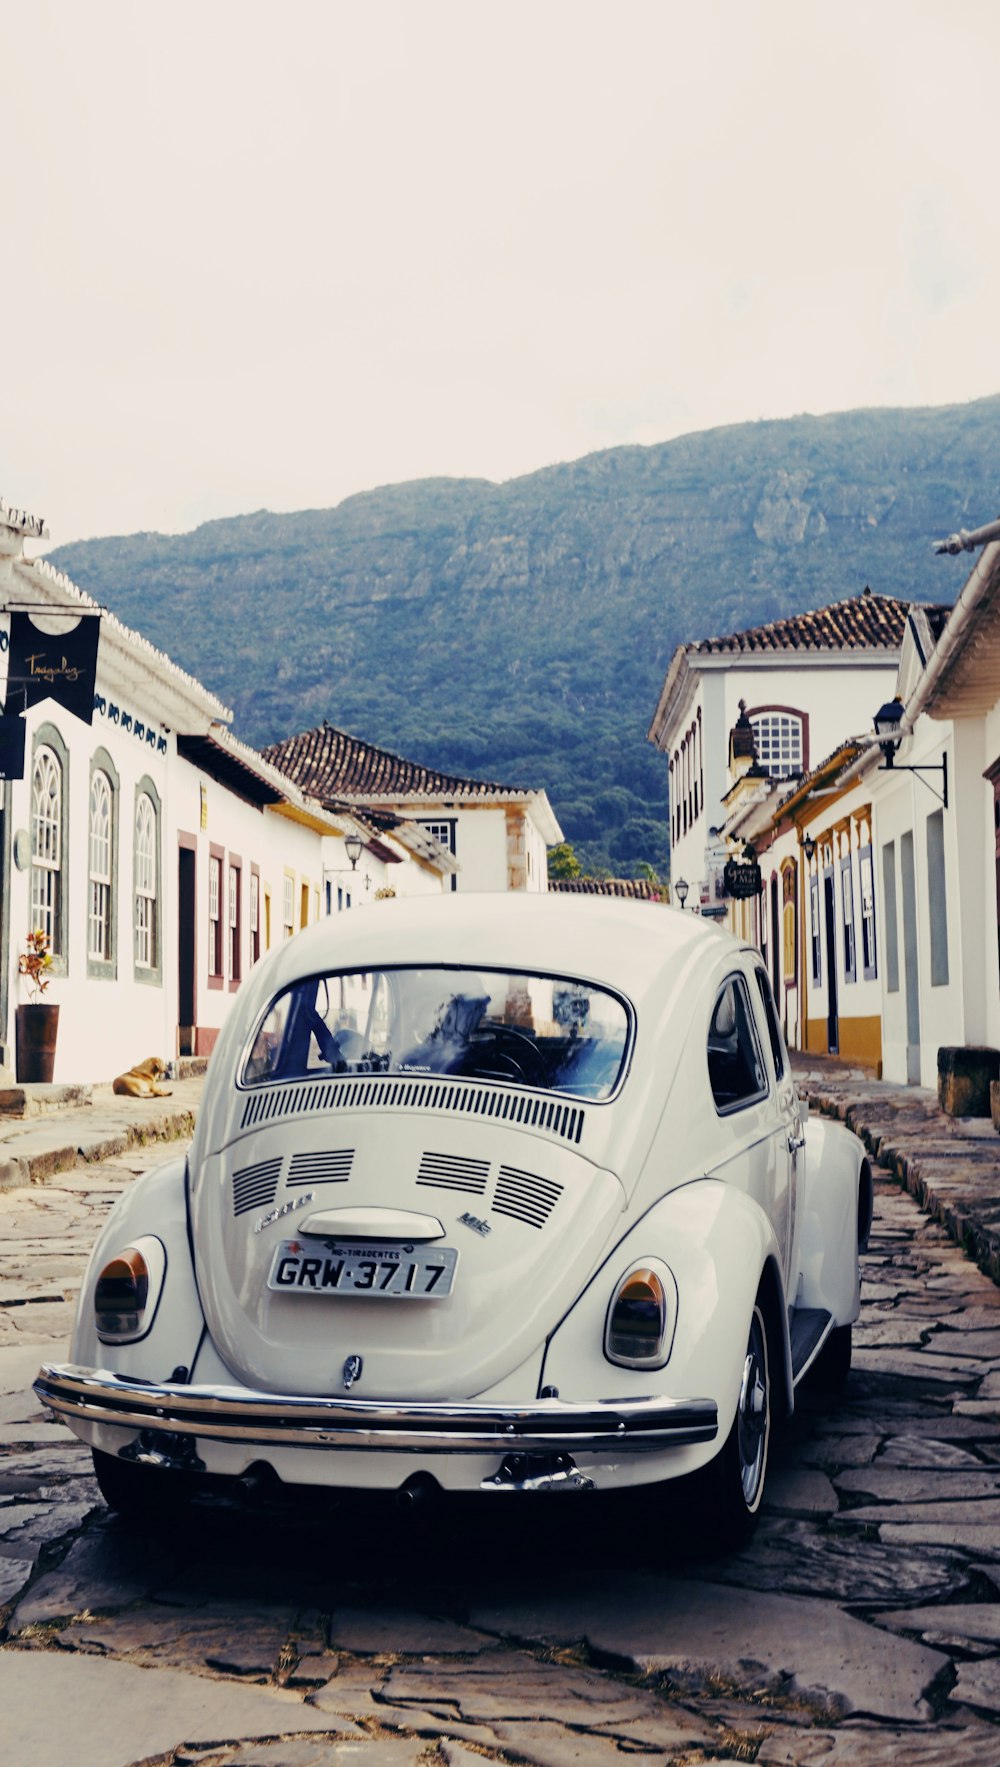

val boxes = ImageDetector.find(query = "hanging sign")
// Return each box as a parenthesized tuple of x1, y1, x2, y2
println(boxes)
(723, 856, 762, 899)
(4, 610, 101, 725)
(0, 712, 26, 779)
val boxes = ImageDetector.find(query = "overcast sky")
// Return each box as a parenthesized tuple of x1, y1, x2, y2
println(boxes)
(3, 0, 999, 548)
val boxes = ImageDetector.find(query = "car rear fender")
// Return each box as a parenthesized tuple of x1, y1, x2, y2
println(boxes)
(541, 1178, 793, 1436)
(69, 1154, 206, 1380)
(796, 1116, 867, 1324)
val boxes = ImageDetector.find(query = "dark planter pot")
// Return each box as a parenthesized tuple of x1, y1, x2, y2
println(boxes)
(16, 1003, 60, 1084)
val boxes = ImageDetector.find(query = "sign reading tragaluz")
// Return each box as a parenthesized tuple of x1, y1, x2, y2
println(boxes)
(723, 857, 762, 899)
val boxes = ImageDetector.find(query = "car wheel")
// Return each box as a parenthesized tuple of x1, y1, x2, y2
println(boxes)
(808, 1323, 852, 1392)
(92, 1447, 197, 1522)
(696, 1301, 771, 1548)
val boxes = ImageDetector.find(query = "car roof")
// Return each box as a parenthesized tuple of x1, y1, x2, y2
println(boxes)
(256, 892, 746, 1011)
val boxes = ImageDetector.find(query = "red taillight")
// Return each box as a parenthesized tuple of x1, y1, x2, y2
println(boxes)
(604, 1260, 676, 1368)
(95, 1247, 150, 1339)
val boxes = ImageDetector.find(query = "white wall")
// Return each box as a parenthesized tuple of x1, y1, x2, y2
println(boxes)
(871, 726, 961, 1087)
(5, 690, 334, 1082)
(662, 657, 898, 907)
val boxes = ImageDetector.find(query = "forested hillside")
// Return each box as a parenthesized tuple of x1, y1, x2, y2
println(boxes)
(48, 397, 995, 873)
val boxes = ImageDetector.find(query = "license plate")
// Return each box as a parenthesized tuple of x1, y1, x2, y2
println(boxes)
(267, 1238, 458, 1299)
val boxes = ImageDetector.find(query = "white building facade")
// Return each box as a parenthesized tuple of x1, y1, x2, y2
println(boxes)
(0, 504, 453, 1083)
(647, 590, 907, 917)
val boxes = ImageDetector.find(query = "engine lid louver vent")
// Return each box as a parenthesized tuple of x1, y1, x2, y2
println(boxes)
(232, 1157, 282, 1217)
(287, 1149, 354, 1187)
(417, 1151, 490, 1194)
(493, 1165, 564, 1229)
(239, 1077, 586, 1148)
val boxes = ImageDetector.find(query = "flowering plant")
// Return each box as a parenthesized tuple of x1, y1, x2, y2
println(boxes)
(19, 929, 53, 1003)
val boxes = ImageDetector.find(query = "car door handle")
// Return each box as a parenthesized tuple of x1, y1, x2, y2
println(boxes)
(787, 1133, 806, 1153)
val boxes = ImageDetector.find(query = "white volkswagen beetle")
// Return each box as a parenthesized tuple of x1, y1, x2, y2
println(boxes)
(37, 895, 871, 1541)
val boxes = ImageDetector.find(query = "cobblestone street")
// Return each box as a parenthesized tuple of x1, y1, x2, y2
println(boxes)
(3, 1132, 1000, 1765)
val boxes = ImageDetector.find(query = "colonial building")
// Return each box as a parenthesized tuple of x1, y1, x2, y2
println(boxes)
(647, 589, 908, 916)
(0, 502, 454, 1082)
(263, 722, 562, 893)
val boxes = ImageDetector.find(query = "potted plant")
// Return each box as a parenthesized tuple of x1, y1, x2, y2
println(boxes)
(16, 930, 59, 1083)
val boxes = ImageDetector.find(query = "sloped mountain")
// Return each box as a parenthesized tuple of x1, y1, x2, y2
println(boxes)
(48, 397, 995, 874)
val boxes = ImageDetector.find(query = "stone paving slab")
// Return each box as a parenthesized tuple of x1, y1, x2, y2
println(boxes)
(467, 1575, 949, 1721)
(0, 1648, 344, 1767)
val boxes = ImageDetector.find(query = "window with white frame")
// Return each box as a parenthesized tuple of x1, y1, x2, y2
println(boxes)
(840, 853, 856, 983)
(88, 771, 113, 962)
(134, 791, 159, 975)
(860, 846, 877, 979)
(31, 744, 63, 951)
(810, 874, 822, 985)
(419, 820, 456, 854)
(751, 712, 804, 779)
(229, 863, 241, 982)
(209, 854, 223, 975)
(250, 870, 260, 965)
(283, 873, 295, 939)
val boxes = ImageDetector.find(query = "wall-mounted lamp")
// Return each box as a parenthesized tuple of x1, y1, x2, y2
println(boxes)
(802, 835, 816, 864)
(674, 876, 689, 910)
(344, 833, 363, 869)
(873, 698, 948, 807)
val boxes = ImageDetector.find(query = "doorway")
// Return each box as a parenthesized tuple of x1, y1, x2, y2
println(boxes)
(177, 839, 197, 1056)
(823, 869, 839, 1054)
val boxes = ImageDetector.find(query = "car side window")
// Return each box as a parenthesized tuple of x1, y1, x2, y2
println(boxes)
(708, 974, 769, 1113)
(753, 967, 786, 1081)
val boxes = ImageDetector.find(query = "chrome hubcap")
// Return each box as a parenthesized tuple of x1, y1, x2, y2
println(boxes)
(736, 1311, 769, 1506)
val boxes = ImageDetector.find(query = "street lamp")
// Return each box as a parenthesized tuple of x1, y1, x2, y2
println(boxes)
(872, 698, 948, 807)
(344, 832, 363, 869)
(873, 698, 904, 765)
(802, 835, 816, 864)
(674, 876, 689, 910)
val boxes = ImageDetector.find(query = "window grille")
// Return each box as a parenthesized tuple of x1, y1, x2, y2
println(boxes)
(751, 713, 803, 779)
(31, 746, 62, 950)
(134, 792, 158, 972)
(229, 864, 241, 981)
(209, 855, 222, 974)
(250, 871, 260, 964)
(860, 848, 877, 978)
(88, 771, 113, 961)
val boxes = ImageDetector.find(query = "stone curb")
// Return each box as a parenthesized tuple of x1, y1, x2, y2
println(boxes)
(0, 1100, 199, 1192)
(795, 1063, 1000, 1290)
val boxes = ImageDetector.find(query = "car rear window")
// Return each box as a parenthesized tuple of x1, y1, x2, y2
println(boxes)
(242, 966, 631, 1101)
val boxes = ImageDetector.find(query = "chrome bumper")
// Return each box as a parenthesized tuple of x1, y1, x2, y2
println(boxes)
(35, 1362, 718, 1456)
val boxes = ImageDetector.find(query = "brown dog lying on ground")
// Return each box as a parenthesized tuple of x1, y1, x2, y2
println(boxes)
(112, 1057, 173, 1098)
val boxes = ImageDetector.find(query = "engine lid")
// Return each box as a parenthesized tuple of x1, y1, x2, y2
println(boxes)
(191, 1110, 626, 1399)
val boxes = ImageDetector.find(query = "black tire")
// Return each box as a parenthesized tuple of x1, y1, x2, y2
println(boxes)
(92, 1447, 197, 1521)
(808, 1323, 852, 1392)
(694, 1301, 771, 1549)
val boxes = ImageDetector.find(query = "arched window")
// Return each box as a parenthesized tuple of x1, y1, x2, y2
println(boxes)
(750, 710, 805, 779)
(88, 771, 113, 962)
(134, 791, 158, 972)
(31, 744, 64, 953)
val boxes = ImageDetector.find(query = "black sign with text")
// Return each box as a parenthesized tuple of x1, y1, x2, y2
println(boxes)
(723, 857, 763, 900)
(5, 611, 101, 725)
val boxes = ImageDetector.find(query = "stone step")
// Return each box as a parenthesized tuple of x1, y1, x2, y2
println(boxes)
(0, 1084, 93, 1120)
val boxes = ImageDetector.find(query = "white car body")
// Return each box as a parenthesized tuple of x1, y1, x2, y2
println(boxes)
(37, 895, 870, 1527)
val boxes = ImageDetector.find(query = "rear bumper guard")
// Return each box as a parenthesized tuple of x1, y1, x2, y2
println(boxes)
(35, 1362, 718, 1456)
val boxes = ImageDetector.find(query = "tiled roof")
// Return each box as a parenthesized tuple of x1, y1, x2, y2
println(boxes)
(550, 877, 665, 900)
(262, 722, 532, 803)
(691, 588, 910, 655)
